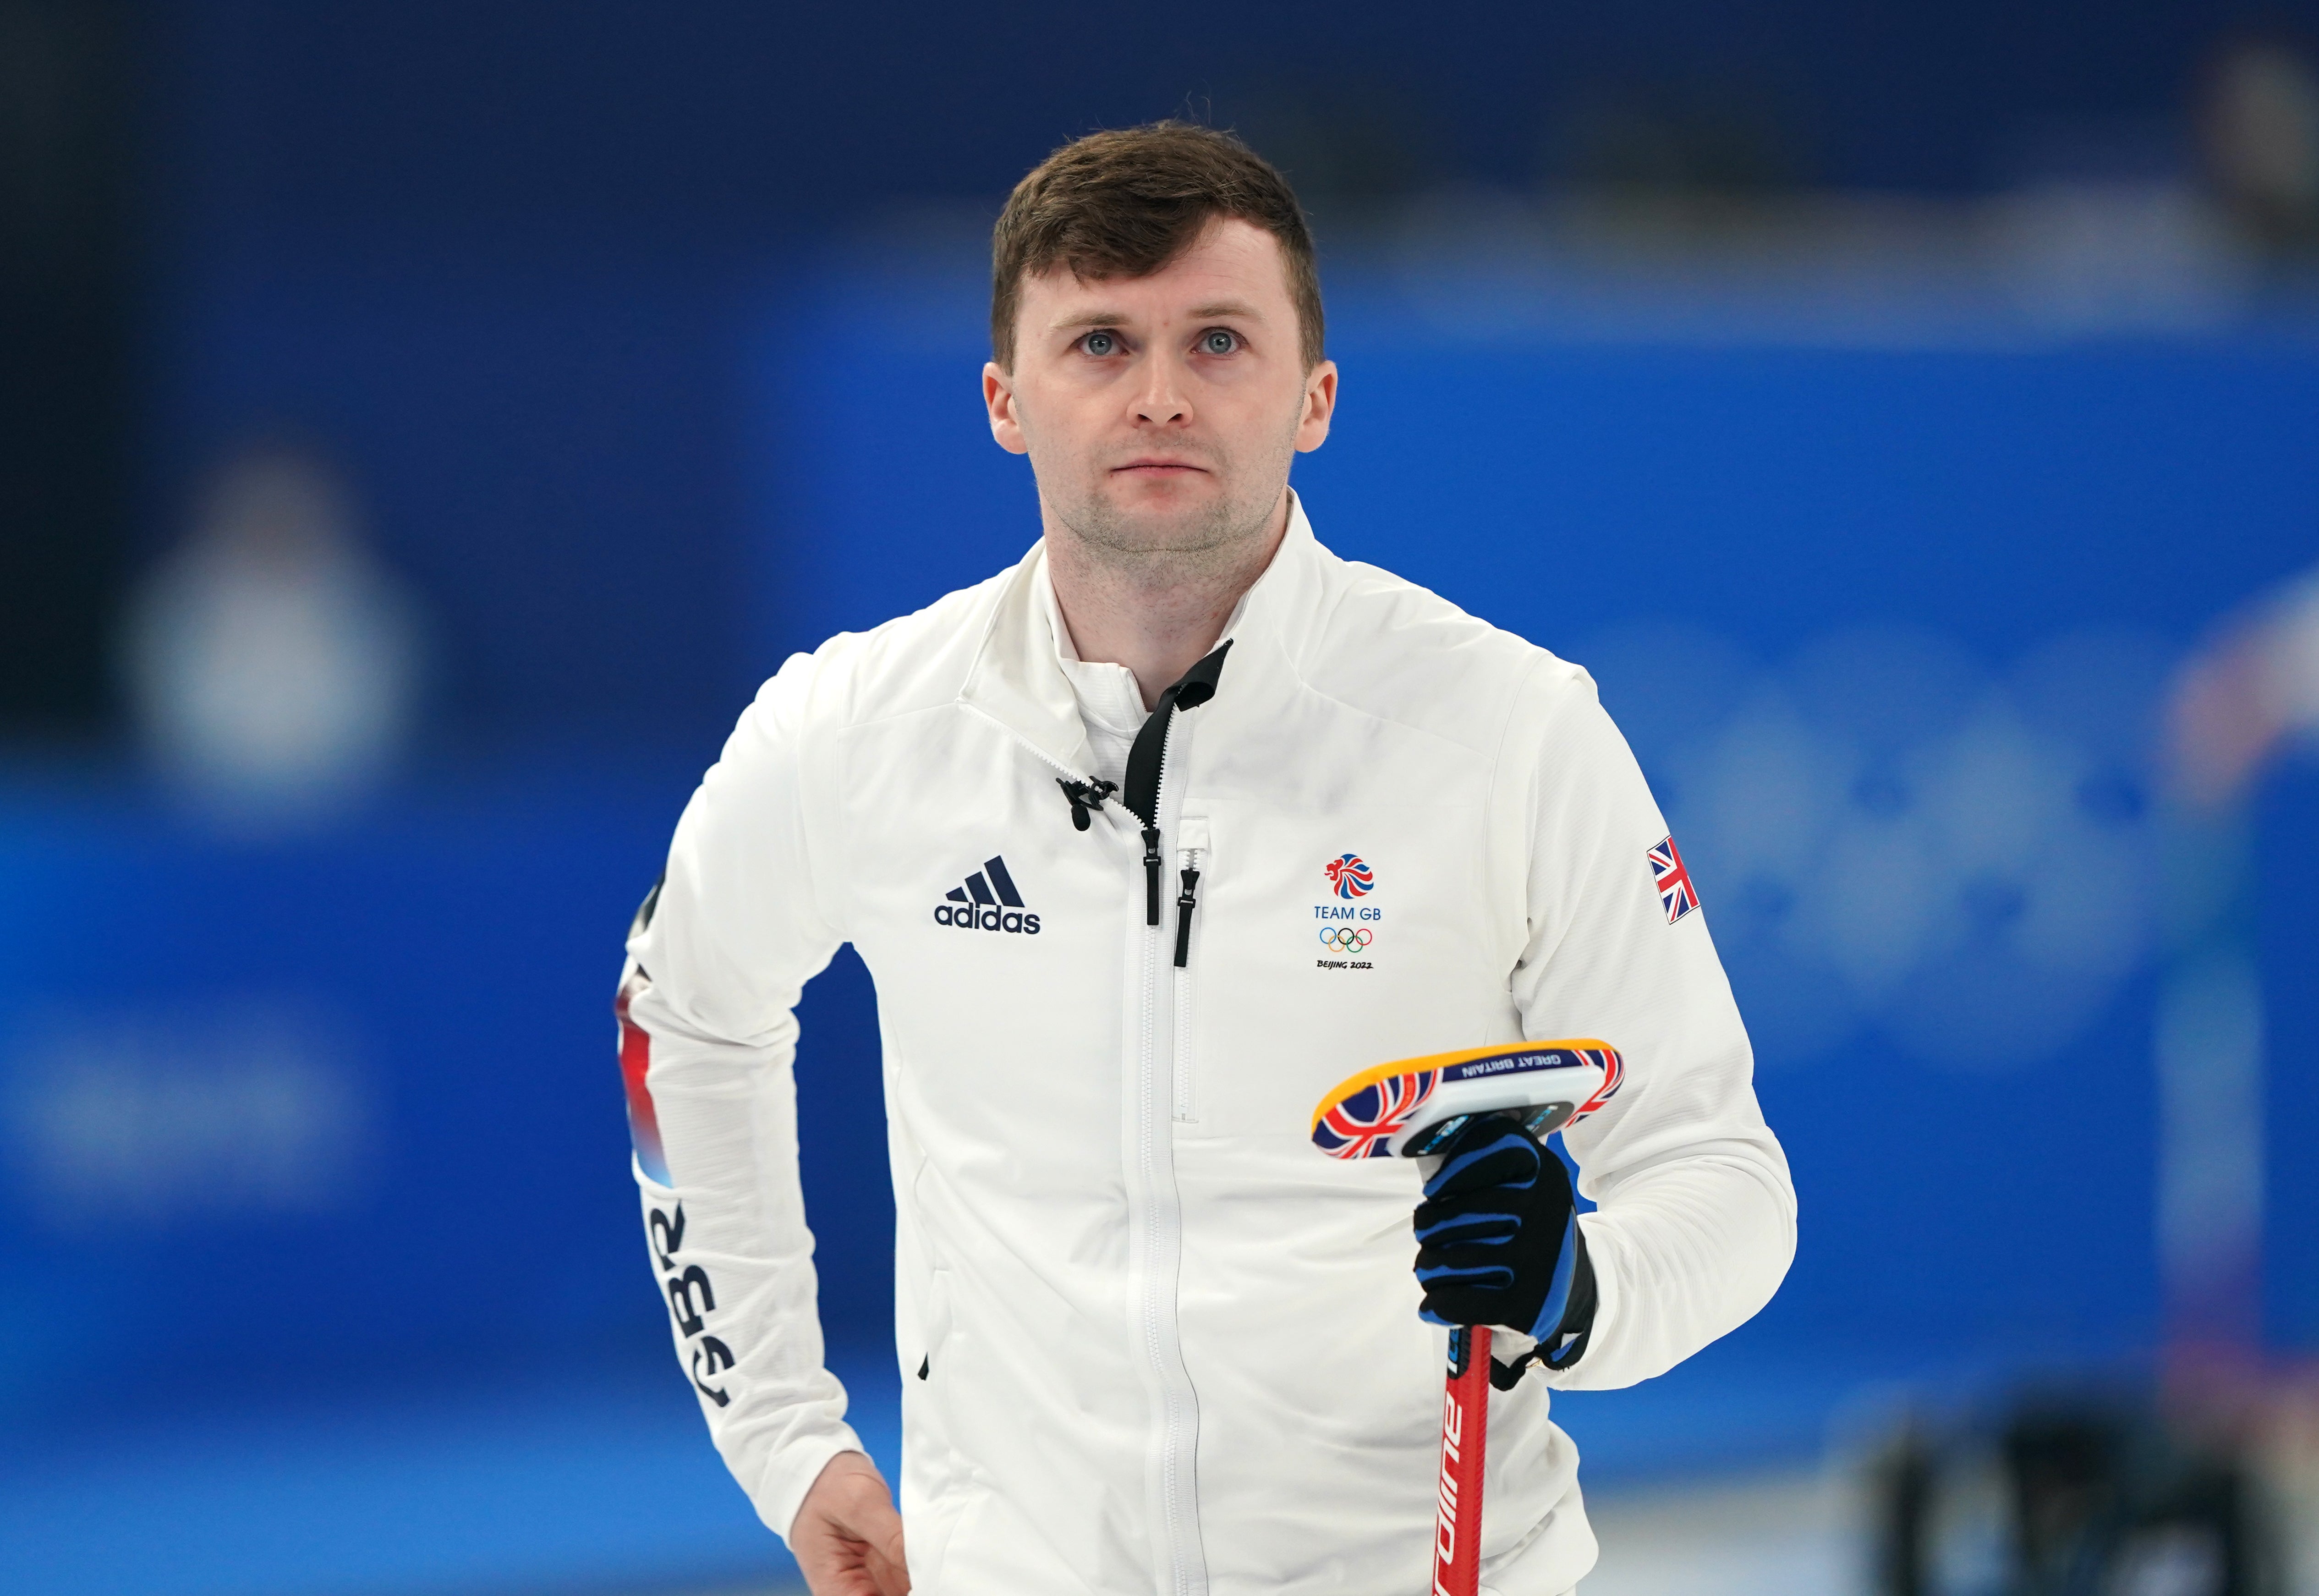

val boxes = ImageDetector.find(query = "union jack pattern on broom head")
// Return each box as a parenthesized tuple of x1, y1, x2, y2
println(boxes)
(1310, 1040, 1623, 1160)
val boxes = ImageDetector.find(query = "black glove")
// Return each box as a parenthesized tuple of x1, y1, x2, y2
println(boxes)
(1412, 1115, 1594, 1370)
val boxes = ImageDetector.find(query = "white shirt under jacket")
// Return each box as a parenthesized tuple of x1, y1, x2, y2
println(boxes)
(619, 495, 1796, 1596)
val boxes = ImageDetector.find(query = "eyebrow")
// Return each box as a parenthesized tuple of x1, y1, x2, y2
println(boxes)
(1046, 299, 1270, 333)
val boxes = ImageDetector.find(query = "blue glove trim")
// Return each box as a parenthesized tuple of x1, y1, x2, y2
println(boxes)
(1416, 1260, 1515, 1289)
(1413, 1210, 1518, 1246)
(1526, 1212, 1579, 1341)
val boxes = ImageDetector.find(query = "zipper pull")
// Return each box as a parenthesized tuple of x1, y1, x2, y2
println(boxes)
(1142, 825, 1163, 926)
(1173, 861, 1201, 968)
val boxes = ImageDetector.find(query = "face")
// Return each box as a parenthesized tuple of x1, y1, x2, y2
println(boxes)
(984, 218, 1337, 565)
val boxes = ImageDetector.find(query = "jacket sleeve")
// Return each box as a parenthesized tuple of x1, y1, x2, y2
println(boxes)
(617, 650, 859, 1540)
(1502, 664, 1797, 1390)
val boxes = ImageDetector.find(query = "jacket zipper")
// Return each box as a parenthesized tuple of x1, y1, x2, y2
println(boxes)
(1139, 718, 1206, 1596)
(1172, 841, 1202, 1123)
(1172, 851, 1201, 968)
(1144, 824, 1166, 926)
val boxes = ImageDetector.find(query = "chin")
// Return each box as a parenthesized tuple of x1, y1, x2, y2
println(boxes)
(1060, 479, 1255, 556)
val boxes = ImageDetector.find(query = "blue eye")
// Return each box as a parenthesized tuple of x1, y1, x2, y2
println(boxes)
(1084, 330, 1118, 356)
(1201, 330, 1237, 355)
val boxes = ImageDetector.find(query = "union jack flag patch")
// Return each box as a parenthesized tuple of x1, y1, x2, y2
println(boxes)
(1648, 835, 1698, 924)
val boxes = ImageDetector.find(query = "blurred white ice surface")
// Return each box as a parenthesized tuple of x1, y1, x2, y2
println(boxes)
(1579, 1471, 1850, 1596)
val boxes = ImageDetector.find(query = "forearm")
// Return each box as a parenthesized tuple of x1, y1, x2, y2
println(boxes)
(628, 977, 862, 1541)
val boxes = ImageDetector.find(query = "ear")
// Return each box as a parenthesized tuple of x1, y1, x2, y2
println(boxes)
(1294, 359, 1338, 454)
(984, 362, 1030, 455)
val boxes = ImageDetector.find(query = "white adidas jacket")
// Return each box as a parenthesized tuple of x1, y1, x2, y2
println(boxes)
(619, 499, 1795, 1596)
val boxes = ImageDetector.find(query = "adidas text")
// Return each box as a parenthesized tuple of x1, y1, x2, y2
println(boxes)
(936, 856, 1040, 934)
(934, 904, 1041, 934)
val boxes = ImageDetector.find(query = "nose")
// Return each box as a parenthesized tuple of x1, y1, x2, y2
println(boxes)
(1132, 346, 1191, 427)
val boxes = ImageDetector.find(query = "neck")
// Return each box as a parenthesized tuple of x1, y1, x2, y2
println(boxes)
(1045, 489, 1289, 710)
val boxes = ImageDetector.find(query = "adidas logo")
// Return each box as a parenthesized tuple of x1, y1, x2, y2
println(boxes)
(932, 856, 1042, 935)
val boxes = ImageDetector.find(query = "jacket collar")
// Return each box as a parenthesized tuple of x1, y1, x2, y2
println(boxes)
(956, 491, 1324, 776)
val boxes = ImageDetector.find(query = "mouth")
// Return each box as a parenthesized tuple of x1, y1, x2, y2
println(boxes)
(1111, 458, 1208, 476)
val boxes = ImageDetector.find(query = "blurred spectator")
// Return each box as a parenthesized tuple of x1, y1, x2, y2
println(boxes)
(2199, 37, 2319, 250)
(121, 443, 424, 815)
(2167, 563, 2319, 811)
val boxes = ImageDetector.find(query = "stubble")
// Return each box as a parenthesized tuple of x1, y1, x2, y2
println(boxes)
(1042, 412, 1302, 595)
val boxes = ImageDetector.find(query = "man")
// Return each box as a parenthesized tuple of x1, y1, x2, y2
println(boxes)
(617, 122, 1794, 1596)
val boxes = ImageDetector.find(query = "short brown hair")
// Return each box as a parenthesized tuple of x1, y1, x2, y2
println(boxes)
(990, 121, 1325, 371)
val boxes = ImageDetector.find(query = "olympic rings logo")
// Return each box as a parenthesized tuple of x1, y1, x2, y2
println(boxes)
(1318, 927, 1375, 951)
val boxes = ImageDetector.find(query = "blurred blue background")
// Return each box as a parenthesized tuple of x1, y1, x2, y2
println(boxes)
(4, 3, 2317, 1592)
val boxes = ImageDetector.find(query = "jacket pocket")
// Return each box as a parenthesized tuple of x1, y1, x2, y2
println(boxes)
(908, 1155, 955, 1378)
(920, 1265, 954, 1379)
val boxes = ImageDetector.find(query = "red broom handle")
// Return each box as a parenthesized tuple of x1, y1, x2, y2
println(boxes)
(1433, 1324, 1491, 1596)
